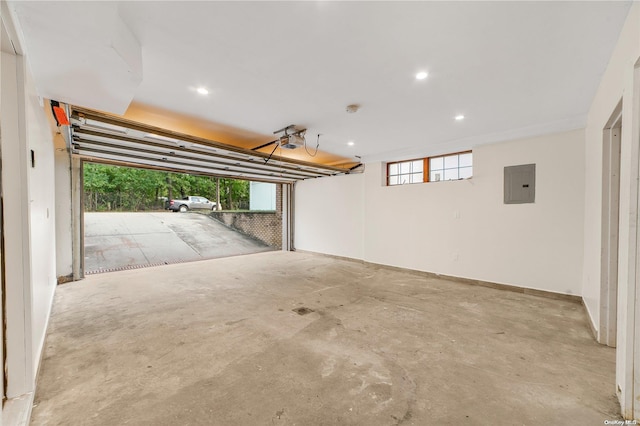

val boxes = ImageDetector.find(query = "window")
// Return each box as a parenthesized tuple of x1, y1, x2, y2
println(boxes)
(387, 159, 424, 185)
(429, 152, 472, 182)
(387, 151, 472, 186)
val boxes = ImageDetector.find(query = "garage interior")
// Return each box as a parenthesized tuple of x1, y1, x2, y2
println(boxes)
(2, 1, 640, 425)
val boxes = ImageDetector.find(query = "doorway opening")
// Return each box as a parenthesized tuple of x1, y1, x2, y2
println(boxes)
(600, 101, 622, 347)
(82, 162, 282, 274)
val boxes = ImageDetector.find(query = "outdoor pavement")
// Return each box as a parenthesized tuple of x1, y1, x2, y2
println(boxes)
(84, 212, 273, 273)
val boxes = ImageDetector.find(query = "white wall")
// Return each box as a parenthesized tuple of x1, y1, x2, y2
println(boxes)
(582, 3, 640, 419)
(24, 61, 57, 373)
(582, 0, 640, 337)
(250, 181, 276, 211)
(296, 129, 585, 295)
(295, 172, 365, 260)
(1, 28, 56, 415)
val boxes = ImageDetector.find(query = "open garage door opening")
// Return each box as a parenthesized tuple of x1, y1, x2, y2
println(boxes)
(63, 103, 358, 278)
(83, 162, 283, 274)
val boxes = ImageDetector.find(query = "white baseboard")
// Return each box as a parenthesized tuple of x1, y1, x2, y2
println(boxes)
(3, 392, 34, 426)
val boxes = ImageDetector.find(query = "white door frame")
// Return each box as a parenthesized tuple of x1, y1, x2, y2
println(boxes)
(1, 4, 36, 424)
(618, 61, 640, 421)
(282, 183, 294, 251)
(631, 63, 640, 422)
(601, 104, 622, 347)
(0, 13, 4, 410)
(0, 34, 33, 402)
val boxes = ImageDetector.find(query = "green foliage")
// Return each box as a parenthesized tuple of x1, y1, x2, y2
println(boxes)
(83, 163, 250, 212)
(217, 178, 250, 210)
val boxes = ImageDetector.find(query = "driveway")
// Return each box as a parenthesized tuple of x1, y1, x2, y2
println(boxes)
(84, 212, 274, 273)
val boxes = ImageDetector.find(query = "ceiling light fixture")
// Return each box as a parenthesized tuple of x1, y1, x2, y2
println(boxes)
(455, 115, 465, 121)
(347, 141, 355, 146)
(415, 71, 428, 80)
(196, 87, 209, 95)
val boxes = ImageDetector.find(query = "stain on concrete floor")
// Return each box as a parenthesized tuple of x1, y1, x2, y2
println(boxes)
(292, 307, 314, 315)
(31, 251, 620, 425)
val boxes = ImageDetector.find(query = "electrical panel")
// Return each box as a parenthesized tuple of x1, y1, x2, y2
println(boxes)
(504, 164, 535, 204)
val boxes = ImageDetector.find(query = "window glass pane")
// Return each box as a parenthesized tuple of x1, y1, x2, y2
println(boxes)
(430, 157, 444, 171)
(459, 167, 473, 179)
(444, 168, 459, 180)
(459, 153, 472, 168)
(444, 155, 458, 169)
(387, 154, 473, 185)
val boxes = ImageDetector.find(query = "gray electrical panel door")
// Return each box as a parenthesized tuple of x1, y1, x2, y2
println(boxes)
(504, 164, 535, 204)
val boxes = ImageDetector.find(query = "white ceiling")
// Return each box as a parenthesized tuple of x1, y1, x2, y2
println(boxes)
(9, 1, 632, 163)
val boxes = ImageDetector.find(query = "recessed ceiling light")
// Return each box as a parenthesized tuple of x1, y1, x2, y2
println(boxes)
(196, 87, 209, 95)
(415, 71, 428, 80)
(347, 141, 355, 146)
(455, 115, 465, 121)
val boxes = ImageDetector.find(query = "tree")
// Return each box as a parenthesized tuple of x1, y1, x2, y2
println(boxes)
(83, 163, 251, 212)
(218, 178, 249, 210)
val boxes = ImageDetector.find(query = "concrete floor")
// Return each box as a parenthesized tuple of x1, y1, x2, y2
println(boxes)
(84, 212, 273, 273)
(32, 251, 620, 425)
